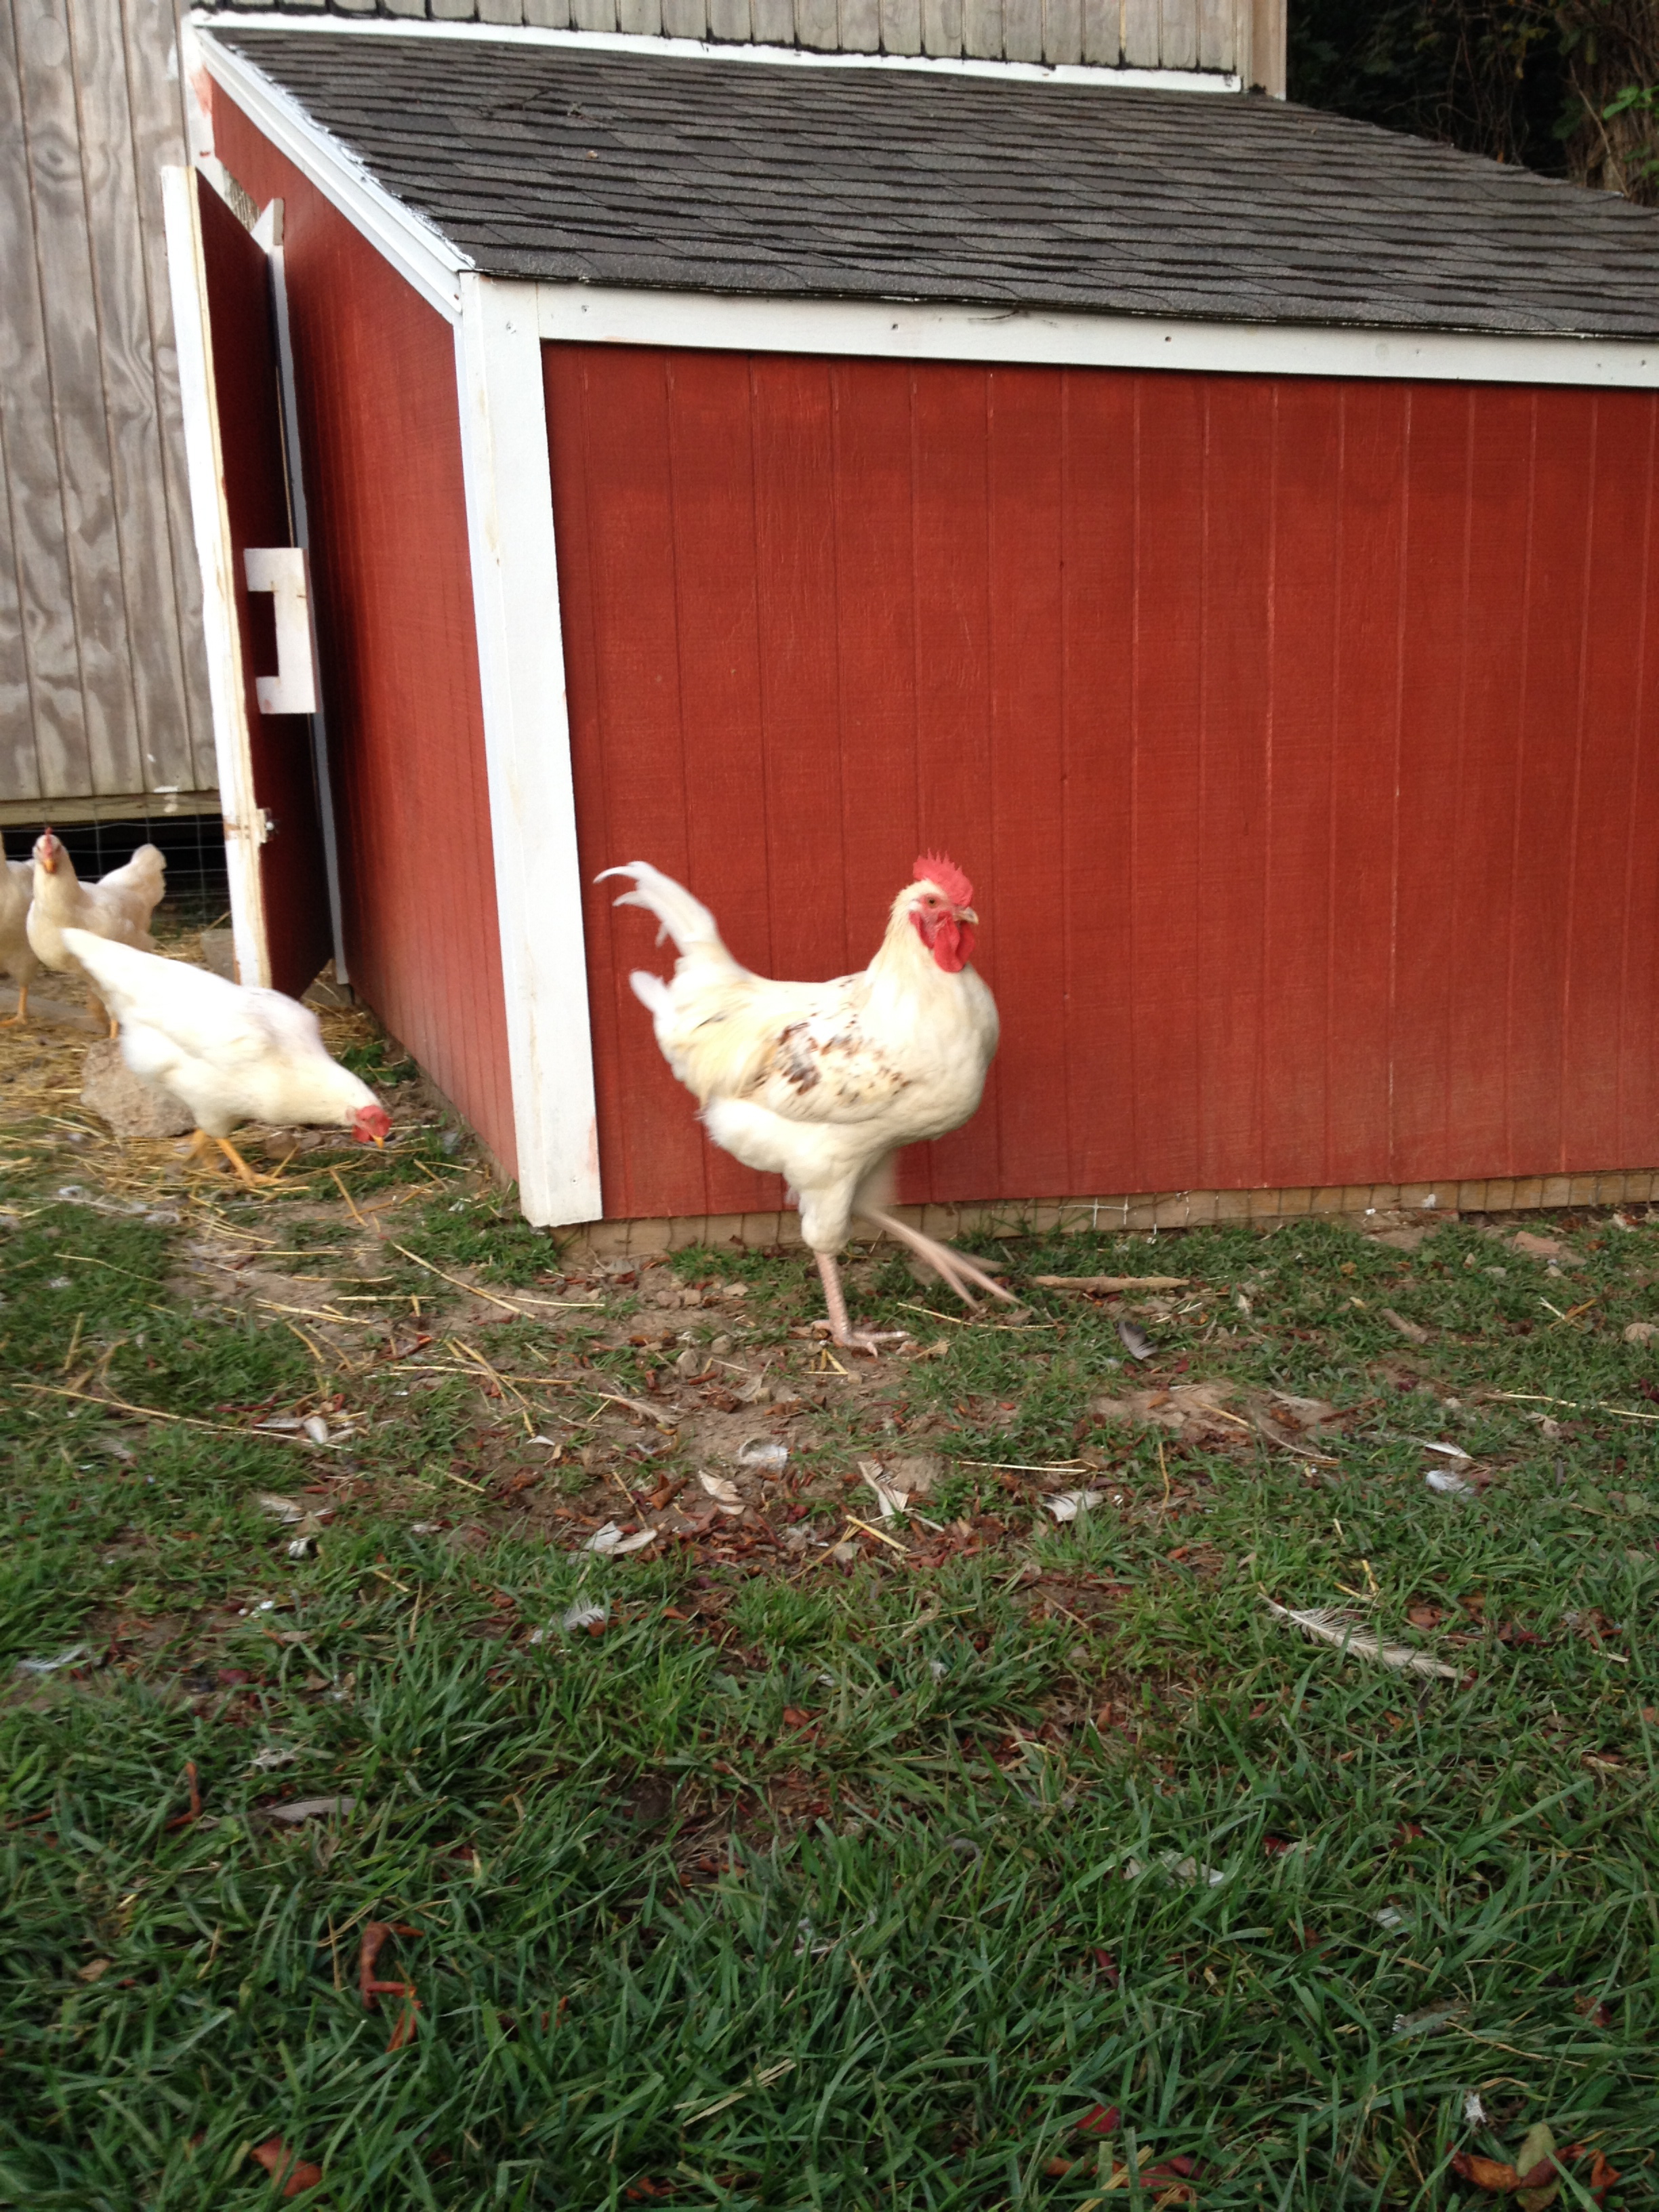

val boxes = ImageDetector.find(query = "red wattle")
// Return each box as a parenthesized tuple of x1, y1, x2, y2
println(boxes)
(932, 918, 972, 973)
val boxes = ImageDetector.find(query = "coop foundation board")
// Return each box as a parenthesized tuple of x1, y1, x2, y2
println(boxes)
(169, 13, 1659, 1235)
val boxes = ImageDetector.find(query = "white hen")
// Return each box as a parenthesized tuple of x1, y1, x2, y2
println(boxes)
(60, 928, 390, 1185)
(600, 855, 1008, 1352)
(0, 859, 40, 1024)
(27, 831, 167, 1034)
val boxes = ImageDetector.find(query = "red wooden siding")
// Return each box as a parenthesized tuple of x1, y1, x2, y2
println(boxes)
(550, 344, 1659, 1223)
(209, 96, 516, 1176)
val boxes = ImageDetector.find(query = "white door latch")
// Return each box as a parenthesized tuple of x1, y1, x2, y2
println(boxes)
(243, 546, 317, 715)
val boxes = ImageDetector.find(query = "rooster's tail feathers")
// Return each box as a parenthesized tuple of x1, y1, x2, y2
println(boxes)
(628, 968, 674, 1019)
(596, 863, 725, 959)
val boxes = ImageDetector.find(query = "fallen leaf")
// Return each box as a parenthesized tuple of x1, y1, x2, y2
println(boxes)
(1091, 1949, 1120, 1986)
(1076, 2102, 1120, 2137)
(256, 1493, 307, 1524)
(697, 1472, 743, 1514)
(1514, 1231, 1568, 1259)
(76, 1958, 113, 1983)
(1574, 1991, 1615, 2028)
(1515, 2121, 1560, 2210)
(1380, 1307, 1431, 1345)
(266, 1797, 355, 1823)
(248, 2138, 324, 2196)
(1624, 1321, 1659, 1345)
(359, 1920, 422, 2051)
(1450, 2151, 1521, 2190)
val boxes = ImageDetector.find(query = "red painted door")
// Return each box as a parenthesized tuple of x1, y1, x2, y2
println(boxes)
(196, 173, 333, 999)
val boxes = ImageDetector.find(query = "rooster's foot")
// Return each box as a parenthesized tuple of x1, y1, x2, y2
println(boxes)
(858, 1207, 1017, 1308)
(812, 1317, 908, 1358)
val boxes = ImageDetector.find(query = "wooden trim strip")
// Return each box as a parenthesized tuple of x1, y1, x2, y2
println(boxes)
(535, 284, 1659, 393)
(452, 274, 601, 1228)
(561, 1172, 1659, 1253)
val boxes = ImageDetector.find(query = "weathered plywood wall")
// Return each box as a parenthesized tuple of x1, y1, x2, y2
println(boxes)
(0, 0, 216, 821)
(195, 0, 1284, 90)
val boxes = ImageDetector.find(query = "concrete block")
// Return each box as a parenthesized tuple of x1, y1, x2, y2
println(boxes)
(80, 1040, 194, 1139)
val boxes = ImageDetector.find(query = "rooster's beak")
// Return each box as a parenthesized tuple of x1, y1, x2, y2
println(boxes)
(956, 907, 978, 926)
(371, 1132, 385, 1148)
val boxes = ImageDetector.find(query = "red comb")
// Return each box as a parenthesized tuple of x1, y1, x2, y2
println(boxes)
(913, 853, 974, 908)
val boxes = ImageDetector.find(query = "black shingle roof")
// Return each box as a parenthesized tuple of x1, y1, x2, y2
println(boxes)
(213, 26, 1659, 339)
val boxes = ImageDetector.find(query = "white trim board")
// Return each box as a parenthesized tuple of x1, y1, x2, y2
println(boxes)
(537, 284, 1659, 390)
(191, 24, 468, 320)
(453, 276, 602, 1227)
(160, 163, 272, 989)
(190, 12, 1242, 93)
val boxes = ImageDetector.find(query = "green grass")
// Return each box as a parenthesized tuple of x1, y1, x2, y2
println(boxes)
(3, 1156, 1658, 2208)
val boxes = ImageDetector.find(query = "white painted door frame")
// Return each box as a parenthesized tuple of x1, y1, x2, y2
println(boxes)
(161, 161, 272, 990)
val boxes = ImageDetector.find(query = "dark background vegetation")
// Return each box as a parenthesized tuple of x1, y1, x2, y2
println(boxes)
(1290, 0, 1659, 202)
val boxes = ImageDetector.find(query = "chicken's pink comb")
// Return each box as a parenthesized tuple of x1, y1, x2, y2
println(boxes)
(914, 853, 973, 908)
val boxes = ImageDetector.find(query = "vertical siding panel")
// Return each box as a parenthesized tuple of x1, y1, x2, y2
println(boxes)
(831, 356, 923, 976)
(1060, 366, 1138, 1195)
(1324, 384, 1405, 1185)
(1259, 378, 1340, 1189)
(1616, 403, 1659, 1168)
(1194, 376, 1271, 1191)
(662, 350, 776, 1216)
(572, 348, 707, 1219)
(1443, 386, 1532, 1179)
(1129, 373, 1204, 1191)
(1563, 390, 1648, 1170)
(1391, 386, 1471, 1181)
(751, 357, 846, 983)
(985, 365, 1068, 1197)
(909, 363, 998, 1204)
(1509, 390, 1594, 1174)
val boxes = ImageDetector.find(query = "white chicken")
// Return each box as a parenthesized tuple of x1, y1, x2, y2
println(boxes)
(60, 928, 390, 1185)
(26, 830, 167, 1036)
(0, 858, 40, 1024)
(600, 854, 1011, 1352)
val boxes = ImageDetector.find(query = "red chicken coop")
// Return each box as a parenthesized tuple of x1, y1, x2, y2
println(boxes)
(165, 15, 1659, 1241)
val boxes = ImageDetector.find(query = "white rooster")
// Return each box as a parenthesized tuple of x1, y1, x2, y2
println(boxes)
(27, 830, 167, 1035)
(600, 855, 1010, 1353)
(60, 928, 390, 1185)
(0, 858, 40, 1024)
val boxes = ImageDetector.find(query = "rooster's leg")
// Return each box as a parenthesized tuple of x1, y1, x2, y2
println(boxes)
(815, 1250, 906, 1357)
(859, 1208, 1018, 1307)
(206, 1134, 278, 1188)
(0, 982, 26, 1026)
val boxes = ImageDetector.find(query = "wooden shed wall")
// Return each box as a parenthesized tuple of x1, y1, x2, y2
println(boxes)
(550, 346, 1659, 1222)
(210, 96, 518, 1178)
(0, 0, 216, 821)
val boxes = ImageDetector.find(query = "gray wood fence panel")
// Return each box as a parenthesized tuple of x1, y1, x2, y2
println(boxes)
(123, 0, 213, 792)
(0, 0, 214, 815)
(0, 0, 87, 805)
(18, 0, 140, 798)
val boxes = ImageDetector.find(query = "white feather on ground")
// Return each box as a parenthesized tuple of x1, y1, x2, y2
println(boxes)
(1264, 1599, 1459, 1679)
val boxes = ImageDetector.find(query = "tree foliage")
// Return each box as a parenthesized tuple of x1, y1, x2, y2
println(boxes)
(1289, 0, 1659, 203)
